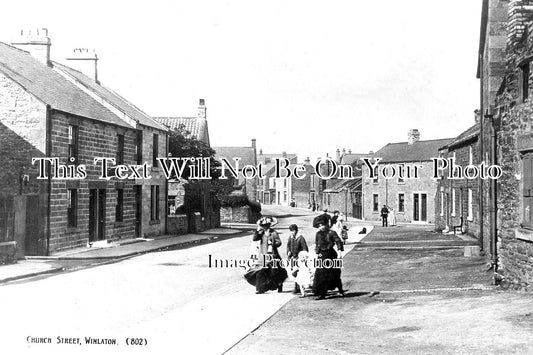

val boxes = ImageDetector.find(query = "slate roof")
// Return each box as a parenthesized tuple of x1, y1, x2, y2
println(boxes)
(323, 178, 361, 193)
(441, 124, 479, 151)
(53, 62, 167, 131)
(0, 42, 131, 128)
(374, 138, 453, 163)
(213, 146, 256, 167)
(339, 153, 373, 165)
(156, 117, 209, 143)
(258, 153, 298, 164)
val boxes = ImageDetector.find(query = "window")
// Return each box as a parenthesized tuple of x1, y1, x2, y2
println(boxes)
(136, 130, 143, 165)
(467, 188, 473, 221)
(152, 134, 159, 166)
(283, 191, 287, 202)
(520, 62, 530, 102)
(115, 189, 124, 222)
(469, 146, 473, 166)
(269, 178, 275, 189)
(67, 189, 77, 228)
(373, 194, 379, 212)
(68, 125, 79, 164)
(398, 193, 405, 212)
(116, 134, 124, 165)
(451, 189, 456, 216)
(151, 185, 160, 221)
(283, 179, 287, 188)
(373, 166, 378, 184)
(311, 175, 315, 188)
(398, 164, 404, 183)
(522, 154, 533, 228)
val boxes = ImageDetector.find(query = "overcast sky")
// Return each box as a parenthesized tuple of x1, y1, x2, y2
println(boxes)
(0, 0, 482, 162)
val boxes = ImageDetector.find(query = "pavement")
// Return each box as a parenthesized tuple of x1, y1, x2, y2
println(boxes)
(0, 227, 251, 284)
(226, 224, 533, 355)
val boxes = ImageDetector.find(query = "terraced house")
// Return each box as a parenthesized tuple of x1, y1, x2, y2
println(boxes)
(0, 29, 167, 257)
(362, 130, 451, 224)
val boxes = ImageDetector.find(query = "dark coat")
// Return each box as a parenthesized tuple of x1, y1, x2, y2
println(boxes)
(253, 228, 282, 259)
(315, 229, 344, 254)
(287, 234, 309, 258)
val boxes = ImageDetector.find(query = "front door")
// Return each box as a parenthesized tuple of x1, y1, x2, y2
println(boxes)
(135, 185, 142, 239)
(413, 193, 427, 222)
(89, 189, 106, 242)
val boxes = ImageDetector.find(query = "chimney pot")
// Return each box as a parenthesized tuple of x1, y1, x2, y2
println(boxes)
(198, 99, 207, 120)
(66, 48, 99, 82)
(11, 28, 51, 66)
(282, 151, 287, 158)
(407, 129, 420, 145)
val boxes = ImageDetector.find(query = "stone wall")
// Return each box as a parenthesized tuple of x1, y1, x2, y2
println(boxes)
(220, 205, 259, 223)
(47, 111, 137, 253)
(435, 139, 483, 246)
(167, 214, 188, 235)
(362, 161, 438, 223)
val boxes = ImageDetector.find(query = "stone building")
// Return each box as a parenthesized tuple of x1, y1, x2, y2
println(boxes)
(322, 152, 370, 219)
(53, 50, 169, 239)
(435, 116, 481, 238)
(362, 130, 451, 224)
(0, 30, 162, 256)
(256, 151, 298, 206)
(213, 139, 258, 202)
(478, 0, 533, 289)
(213, 141, 260, 223)
(292, 157, 313, 208)
(155, 100, 220, 232)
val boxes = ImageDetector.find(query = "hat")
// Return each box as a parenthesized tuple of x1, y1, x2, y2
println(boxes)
(313, 215, 328, 228)
(257, 217, 272, 228)
(289, 224, 298, 231)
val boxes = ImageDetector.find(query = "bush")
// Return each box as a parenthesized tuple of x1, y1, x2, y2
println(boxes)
(220, 194, 261, 213)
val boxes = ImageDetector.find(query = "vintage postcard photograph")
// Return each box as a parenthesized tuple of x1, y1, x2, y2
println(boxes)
(0, 1, 532, 354)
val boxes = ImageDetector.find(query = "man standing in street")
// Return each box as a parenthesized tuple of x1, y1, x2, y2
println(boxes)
(380, 205, 389, 227)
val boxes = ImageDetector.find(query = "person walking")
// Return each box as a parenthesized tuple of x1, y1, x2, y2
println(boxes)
(245, 217, 288, 294)
(388, 206, 396, 226)
(312, 214, 345, 300)
(380, 205, 389, 227)
(287, 224, 309, 294)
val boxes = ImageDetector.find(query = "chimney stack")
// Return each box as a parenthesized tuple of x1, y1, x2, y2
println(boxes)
(198, 99, 207, 120)
(282, 151, 287, 158)
(251, 138, 256, 149)
(336, 149, 341, 162)
(66, 48, 99, 83)
(474, 109, 481, 123)
(348, 149, 352, 154)
(407, 129, 420, 145)
(304, 157, 310, 164)
(11, 28, 51, 66)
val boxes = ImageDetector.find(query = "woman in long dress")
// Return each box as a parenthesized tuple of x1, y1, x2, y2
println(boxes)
(388, 207, 396, 226)
(246, 217, 288, 294)
(312, 214, 345, 300)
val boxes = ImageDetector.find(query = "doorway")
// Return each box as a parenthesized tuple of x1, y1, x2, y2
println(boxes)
(413, 193, 427, 222)
(89, 189, 106, 242)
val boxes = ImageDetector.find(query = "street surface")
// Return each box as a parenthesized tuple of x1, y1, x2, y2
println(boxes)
(2, 206, 533, 355)
(1, 206, 330, 355)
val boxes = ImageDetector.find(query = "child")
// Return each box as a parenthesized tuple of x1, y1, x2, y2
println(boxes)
(293, 251, 315, 298)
